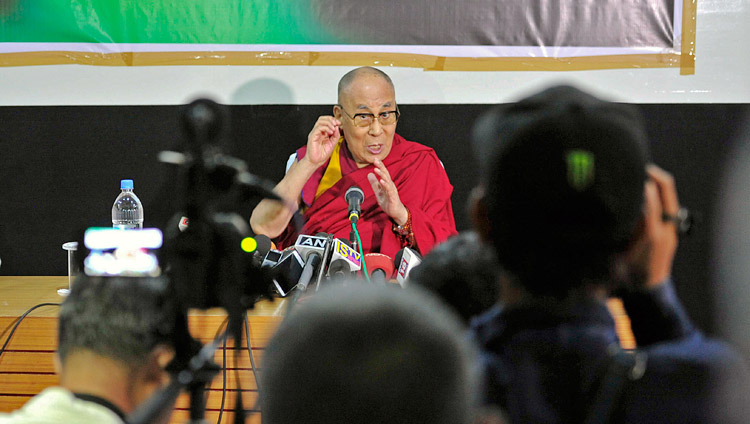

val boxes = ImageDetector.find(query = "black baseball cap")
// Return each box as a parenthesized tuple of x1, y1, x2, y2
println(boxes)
(472, 85, 649, 294)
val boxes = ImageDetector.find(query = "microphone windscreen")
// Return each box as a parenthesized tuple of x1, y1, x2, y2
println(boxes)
(253, 234, 273, 257)
(364, 253, 395, 279)
(328, 258, 352, 277)
(345, 186, 364, 202)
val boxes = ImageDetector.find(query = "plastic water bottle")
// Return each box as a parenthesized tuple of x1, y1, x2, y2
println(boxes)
(112, 179, 144, 229)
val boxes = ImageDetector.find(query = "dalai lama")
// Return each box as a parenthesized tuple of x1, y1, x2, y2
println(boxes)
(250, 67, 457, 257)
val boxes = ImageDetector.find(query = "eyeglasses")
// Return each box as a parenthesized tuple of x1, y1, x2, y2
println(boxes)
(336, 105, 400, 128)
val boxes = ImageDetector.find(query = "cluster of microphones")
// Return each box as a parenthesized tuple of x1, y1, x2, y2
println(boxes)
(254, 233, 421, 297)
(177, 184, 422, 298)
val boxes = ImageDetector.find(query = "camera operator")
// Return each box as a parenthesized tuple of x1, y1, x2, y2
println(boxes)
(0, 275, 176, 424)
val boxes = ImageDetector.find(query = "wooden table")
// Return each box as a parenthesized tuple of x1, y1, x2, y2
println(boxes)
(1, 276, 634, 423)
(0, 276, 286, 423)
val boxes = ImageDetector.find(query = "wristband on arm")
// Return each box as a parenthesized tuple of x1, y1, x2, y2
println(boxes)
(392, 207, 416, 249)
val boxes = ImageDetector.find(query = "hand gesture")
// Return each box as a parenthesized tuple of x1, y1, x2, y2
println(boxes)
(304, 116, 341, 168)
(643, 165, 680, 286)
(367, 159, 409, 226)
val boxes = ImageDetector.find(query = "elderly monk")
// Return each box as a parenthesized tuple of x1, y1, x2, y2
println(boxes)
(250, 67, 457, 257)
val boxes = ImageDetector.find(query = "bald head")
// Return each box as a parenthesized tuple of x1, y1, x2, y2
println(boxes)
(337, 67, 395, 103)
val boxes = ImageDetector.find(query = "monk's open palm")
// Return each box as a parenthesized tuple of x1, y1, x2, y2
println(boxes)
(367, 159, 409, 226)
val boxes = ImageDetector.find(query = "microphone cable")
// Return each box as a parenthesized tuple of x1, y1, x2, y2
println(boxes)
(0, 302, 61, 359)
(351, 221, 369, 282)
(244, 312, 262, 408)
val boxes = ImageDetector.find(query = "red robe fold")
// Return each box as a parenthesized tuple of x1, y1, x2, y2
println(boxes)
(275, 133, 457, 258)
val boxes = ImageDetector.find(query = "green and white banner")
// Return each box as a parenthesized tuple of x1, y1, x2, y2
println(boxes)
(1, 0, 694, 72)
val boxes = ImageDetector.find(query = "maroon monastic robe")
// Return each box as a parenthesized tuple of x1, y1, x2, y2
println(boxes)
(275, 134, 457, 258)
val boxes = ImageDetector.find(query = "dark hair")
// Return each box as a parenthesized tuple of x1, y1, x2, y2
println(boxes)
(473, 85, 649, 296)
(261, 284, 479, 424)
(409, 232, 502, 323)
(57, 275, 175, 370)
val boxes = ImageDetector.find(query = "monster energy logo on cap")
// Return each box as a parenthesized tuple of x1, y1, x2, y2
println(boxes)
(566, 150, 595, 191)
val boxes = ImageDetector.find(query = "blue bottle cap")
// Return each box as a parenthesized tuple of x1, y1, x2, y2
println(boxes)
(120, 179, 134, 190)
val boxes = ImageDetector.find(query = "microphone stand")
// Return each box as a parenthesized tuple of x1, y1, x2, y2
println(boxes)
(349, 225, 358, 253)
(345, 186, 364, 252)
(286, 252, 322, 315)
(314, 234, 334, 292)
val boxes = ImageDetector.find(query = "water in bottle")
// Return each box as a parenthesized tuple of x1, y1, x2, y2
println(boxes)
(112, 179, 144, 229)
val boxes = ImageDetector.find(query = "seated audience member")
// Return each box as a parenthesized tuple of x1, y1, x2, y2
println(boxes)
(408, 231, 503, 324)
(250, 66, 457, 257)
(260, 284, 494, 424)
(0, 276, 176, 424)
(469, 85, 750, 424)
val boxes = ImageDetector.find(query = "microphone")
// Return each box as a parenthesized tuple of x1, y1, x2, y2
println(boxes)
(252, 234, 273, 254)
(328, 259, 353, 281)
(178, 216, 189, 232)
(261, 249, 282, 268)
(294, 234, 333, 290)
(295, 250, 323, 293)
(294, 234, 329, 258)
(394, 247, 422, 288)
(345, 186, 365, 223)
(250, 234, 273, 267)
(268, 248, 305, 297)
(327, 238, 362, 276)
(286, 248, 324, 314)
(364, 253, 395, 285)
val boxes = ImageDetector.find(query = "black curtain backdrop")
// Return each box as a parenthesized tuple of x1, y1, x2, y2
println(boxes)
(0, 103, 747, 334)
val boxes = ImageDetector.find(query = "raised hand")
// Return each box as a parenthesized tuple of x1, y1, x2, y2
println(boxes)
(304, 116, 341, 168)
(643, 165, 680, 286)
(367, 159, 409, 226)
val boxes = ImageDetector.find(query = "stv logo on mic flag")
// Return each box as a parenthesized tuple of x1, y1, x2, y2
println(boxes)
(335, 241, 361, 267)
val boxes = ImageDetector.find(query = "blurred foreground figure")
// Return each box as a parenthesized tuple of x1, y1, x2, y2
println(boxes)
(0, 276, 176, 424)
(261, 284, 495, 424)
(469, 85, 750, 424)
(409, 231, 502, 324)
(713, 112, 750, 410)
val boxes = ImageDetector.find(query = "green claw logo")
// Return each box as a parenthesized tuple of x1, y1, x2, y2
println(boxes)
(566, 150, 595, 191)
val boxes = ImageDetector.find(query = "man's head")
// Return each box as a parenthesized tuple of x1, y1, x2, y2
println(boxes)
(471, 85, 649, 297)
(334, 67, 399, 168)
(57, 275, 175, 412)
(261, 284, 480, 424)
(409, 232, 503, 324)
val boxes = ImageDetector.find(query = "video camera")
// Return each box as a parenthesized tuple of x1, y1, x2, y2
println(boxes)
(73, 98, 289, 424)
